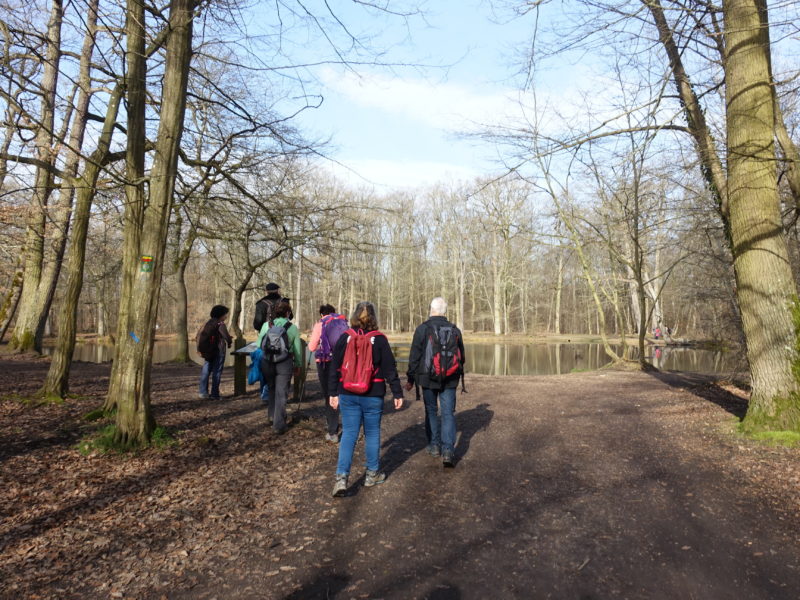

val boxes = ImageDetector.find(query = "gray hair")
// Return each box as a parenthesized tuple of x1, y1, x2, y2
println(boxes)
(430, 297, 448, 316)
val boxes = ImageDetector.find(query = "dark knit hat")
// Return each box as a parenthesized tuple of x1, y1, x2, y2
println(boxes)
(265, 282, 280, 291)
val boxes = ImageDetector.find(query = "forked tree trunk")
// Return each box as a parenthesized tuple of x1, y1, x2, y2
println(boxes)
(42, 82, 119, 398)
(105, 0, 195, 446)
(40, 0, 103, 397)
(725, 0, 800, 431)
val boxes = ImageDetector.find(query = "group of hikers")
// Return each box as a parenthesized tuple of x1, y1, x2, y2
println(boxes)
(196, 282, 467, 497)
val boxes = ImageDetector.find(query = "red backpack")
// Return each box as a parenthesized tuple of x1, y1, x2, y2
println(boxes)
(340, 329, 385, 394)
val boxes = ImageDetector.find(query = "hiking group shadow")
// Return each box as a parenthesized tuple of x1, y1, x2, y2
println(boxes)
(380, 400, 494, 476)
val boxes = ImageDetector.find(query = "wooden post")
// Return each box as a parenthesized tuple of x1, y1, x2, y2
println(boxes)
(293, 339, 308, 403)
(233, 336, 247, 396)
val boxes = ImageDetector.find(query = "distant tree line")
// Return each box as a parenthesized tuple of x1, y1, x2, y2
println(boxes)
(2, 0, 800, 442)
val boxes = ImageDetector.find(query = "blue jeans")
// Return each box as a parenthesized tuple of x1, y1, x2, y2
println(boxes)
(423, 387, 457, 453)
(199, 352, 225, 398)
(336, 394, 383, 475)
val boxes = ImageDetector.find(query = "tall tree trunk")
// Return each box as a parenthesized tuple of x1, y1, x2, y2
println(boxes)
(0, 266, 23, 343)
(294, 248, 304, 330)
(772, 85, 800, 207)
(41, 26, 117, 398)
(10, 0, 63, 353)
(492, 232, 502, 335)
(646, 0, 728, 218)
(106, 0, 195, 446)
(174, 258, 191, 361)
(106, 0, 148, 414)
(97, 301, 106, 337)
(229, 269, 254, 343)
(554, 252, 564, 335)
(457, 256, 465, 330)
(725, 0, 800, 431)
(172, 223, 197, 363)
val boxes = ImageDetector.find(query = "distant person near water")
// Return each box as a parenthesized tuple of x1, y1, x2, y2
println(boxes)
(406, 297, 466, 468)
(197, 305, 233, 400)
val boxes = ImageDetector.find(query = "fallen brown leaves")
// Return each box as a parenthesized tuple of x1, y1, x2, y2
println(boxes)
(0, 359, 335, 600)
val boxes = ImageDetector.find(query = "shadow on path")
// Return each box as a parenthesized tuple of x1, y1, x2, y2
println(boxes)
(379, 400, 494, 474)
(647, 370, 748, 419)
(282, 570, 350, 599)
(454, 402, 494, 462)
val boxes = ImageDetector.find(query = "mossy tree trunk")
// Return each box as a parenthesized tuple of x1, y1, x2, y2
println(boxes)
(725, 0, 800, 431)
(105, 0, 195, 446)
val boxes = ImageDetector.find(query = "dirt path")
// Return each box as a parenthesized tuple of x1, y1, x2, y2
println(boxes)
(1, 358, 799, 599)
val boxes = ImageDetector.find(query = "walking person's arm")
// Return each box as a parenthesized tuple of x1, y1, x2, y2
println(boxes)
(328, 333, 347, 410)
(404, 323, 425, 390)
(308, 321, 322, 352)
(377, 336, 404, 409)
(219, 322, 233, 347)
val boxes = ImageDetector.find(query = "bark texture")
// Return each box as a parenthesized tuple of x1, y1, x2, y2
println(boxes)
(106, 0, 195, 445)
(725, 0, 800, 430)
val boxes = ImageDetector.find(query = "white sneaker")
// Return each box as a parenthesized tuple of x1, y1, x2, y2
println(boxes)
(325, 433, 340, 443)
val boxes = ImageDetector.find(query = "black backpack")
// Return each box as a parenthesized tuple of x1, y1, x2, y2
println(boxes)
(253, 297, 277, 332)
(423, 322, 463, 385)
(196, 319, 219, 358)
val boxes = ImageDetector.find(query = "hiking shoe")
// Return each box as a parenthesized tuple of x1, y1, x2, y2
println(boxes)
(364, 470, 386, 487)
(325, 432, 340, 443)
(442, 452, 455, 468)
(426, 444, 441, 457)
(332, 475, 348, 497)
(198, 393, 209, 400)
(209, 396, 220, 401)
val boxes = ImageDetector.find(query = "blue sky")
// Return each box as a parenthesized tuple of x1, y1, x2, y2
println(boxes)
(266, 1, 540, 191)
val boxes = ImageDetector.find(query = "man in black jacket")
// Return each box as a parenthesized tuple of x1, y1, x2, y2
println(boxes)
(405, 297, 466, 467)
(253, 282, 284, 332)
(254, 282, 285, 406)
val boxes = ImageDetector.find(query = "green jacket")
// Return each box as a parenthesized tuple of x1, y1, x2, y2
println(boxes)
(257, 317, 303, 367)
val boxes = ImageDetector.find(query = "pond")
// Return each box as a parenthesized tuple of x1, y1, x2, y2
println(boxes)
(43, 340, 740, 376)
(390, 342, 740, 376)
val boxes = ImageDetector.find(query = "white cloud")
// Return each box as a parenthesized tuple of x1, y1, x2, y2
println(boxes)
(320, 68, 521, 133)
(323, 158, 481, 191)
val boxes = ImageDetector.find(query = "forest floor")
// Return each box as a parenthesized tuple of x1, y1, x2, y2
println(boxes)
(1, 353, 799, 599)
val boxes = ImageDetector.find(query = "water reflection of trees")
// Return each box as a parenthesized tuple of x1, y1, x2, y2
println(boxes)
(43, 340, 735, 375)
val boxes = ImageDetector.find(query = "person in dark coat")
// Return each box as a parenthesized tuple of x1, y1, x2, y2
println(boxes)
(253, 282, 286, 404)
(198, 305, 233, 400)
(405, 297, 466, 467)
